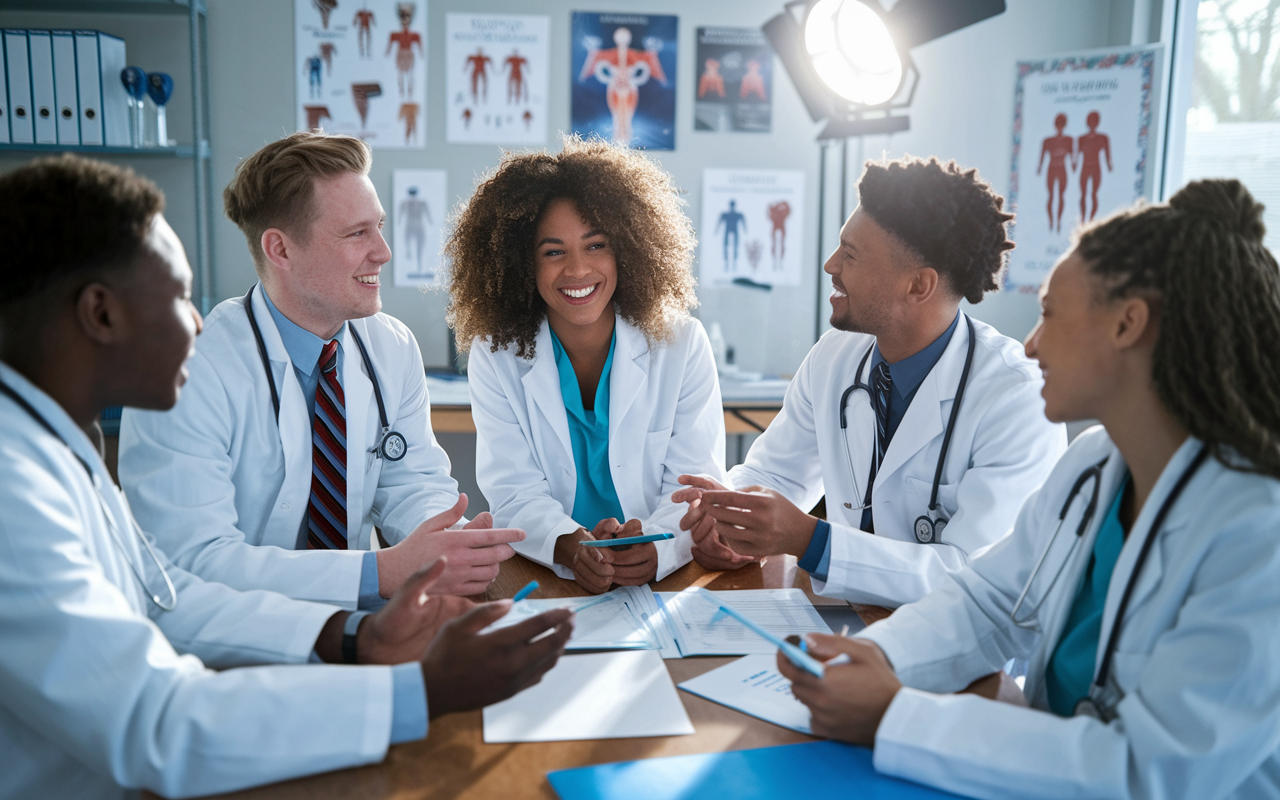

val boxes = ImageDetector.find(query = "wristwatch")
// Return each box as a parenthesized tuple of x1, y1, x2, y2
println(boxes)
(342, 610, 371, 664)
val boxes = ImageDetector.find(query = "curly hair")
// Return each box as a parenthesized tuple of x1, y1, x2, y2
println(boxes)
(445, 136, 698, 358)
(1075, 179, 1280, 479)
(857, 156, 1014, 304)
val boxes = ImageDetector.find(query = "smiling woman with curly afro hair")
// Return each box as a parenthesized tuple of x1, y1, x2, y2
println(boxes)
(447, 136, 727, 594)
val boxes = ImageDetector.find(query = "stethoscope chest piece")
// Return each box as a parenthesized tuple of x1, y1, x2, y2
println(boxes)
(913, 514, 945, 544)
(380, 430, 408, 461)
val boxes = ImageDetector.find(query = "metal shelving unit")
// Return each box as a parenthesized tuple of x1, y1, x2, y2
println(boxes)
(0, 0, 215, 313)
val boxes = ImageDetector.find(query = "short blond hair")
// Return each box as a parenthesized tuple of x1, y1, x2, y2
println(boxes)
(223, 131, 371, 274)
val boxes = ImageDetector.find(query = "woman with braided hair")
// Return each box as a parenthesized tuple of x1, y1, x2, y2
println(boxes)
(446, 136, 727, 593)
(778, 179, 1280, 799)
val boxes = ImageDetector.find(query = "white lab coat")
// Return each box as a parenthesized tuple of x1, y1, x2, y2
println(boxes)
(119, 283, 462, 608)
(470, 315, 727, 581)
(861, 428, 1280, 800)
(730, 314, 1066, 606)
(0, 363, 397, 800)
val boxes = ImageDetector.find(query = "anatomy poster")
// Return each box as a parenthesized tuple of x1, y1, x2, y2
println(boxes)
(1006, 48, 1159, 289)
(700, 169, 805, 288)
(392, 169, 446, 287)
(446, 13, 549, 145)
(570, 12, 677, 150)
(693, 27, 773, 133)
(295, 0, 428, 149)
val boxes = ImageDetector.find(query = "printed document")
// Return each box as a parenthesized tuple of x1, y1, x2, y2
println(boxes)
(655, 588, 831, 657)
(678, 654, 813, 734)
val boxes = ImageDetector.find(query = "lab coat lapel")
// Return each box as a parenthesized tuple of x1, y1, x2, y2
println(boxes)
(252, 284, 311, 520)
(609, 320, 649, 513)
(874, 315, 971, 488)
(340, 321, 373, 541)
(523, 321, 573, 471)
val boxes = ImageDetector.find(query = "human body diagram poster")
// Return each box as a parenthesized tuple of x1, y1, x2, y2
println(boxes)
(295, 0, 428, 149)
(1006, 48, 1160, 289)
(445, 13, 549, 145)
(700, 169, 805, 288)
(392, 169, 446, 287)
(570, 12, 677, 150)
(694, 27, 773, 133)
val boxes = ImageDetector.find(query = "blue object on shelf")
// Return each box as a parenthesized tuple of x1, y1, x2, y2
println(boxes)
(546, 741, 971, 800)
(145, 71, 173, 106)
(121, 66, 146, 100)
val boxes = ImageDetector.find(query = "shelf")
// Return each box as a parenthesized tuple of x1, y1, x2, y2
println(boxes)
(0, 141, 207, 157)
(0, 0, 205, 16)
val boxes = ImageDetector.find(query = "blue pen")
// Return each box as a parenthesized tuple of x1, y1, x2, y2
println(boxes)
(512, 580, 539, 603)
(693, 588, 827, 678)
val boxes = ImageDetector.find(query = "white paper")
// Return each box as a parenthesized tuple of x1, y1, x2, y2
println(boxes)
(391, 168, 446, 287)
(700, 168, 806, 288)
(445, 13, 549, 145)
(678, 654, 812, 734)
(656, 588, 831, 657)
(295, 0, 428, 149)
(483, 650, 694, 743)
(483, 585, 675, 653)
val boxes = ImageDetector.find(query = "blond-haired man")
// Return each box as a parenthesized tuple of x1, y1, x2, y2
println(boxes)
(120, 132, 522, 611)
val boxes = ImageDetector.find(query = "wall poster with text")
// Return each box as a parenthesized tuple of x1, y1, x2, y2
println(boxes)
(391, 168, 446, 287)
(570, 12, 677, 150)
(295, 0, 428, 149)
(446, 13, 549, 145)
(700, 168, 805, 289)
(1006, 47, 1160, 290)
(694, 27, 773, 133)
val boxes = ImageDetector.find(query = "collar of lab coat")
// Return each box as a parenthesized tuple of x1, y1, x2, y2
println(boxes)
(520, 312, 650, 470)
(874, 312, 971, 487)
(248, 283, 372, 537)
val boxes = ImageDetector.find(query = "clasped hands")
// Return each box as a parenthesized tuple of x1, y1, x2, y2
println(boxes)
(671, 475, 819, 570)
(553, 518, 659, 594)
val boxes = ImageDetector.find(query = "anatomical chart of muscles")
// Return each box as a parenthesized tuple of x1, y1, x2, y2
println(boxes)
(295, 0, 427, 149)
(391, 169, 446, 287)
(571, 12, 677, 151)
(446, 13, 549, 145)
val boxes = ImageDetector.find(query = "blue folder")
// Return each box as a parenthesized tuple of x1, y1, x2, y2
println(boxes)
(547, 740, 970, 800)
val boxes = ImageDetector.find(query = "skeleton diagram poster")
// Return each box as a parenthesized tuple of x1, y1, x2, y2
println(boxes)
(570, 12, 677, 150)
(693, 27, 773, 133)
(700, 169, 805, 288)
(295, 0, 428, 149)
(391, 169, 446, 287)
(1006, 48, 1160, 290)
(445, 13, 549, 145)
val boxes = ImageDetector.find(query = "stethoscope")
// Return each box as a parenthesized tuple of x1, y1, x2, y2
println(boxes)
(837, 315, 976, 544)
(1010, 444, 1209, 721)
(245, 287, 407, 462)
(0, 380, 178, 612)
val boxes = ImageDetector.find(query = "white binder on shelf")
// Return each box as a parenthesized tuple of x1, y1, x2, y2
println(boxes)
(73, 30, 102, 145)
(0, 32, 10, 144)
(4, 29, 34, 144)
(97, 32, 129, 146)
(28, 30, 57, 145)
(51, 30, 80, 145)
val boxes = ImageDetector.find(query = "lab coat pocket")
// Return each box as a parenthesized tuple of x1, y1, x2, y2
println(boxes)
(903, 476, 959, 516)
(1110, 649, 1152, 692)
(642, 426, 674, 498)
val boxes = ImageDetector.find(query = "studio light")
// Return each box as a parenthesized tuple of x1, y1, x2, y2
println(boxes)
(764, 0, 1006, 139)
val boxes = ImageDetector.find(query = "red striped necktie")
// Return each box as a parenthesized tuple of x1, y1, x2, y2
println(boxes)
(307, 339, 348, 550)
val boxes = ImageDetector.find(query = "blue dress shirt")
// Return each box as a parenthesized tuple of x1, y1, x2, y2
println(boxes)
(1045, 475, 1129, 716)
(261, 290, 382, 610)
(798, 312, 961, 581)
(264, 290, 425, 742)
(549, 328, 626, 530)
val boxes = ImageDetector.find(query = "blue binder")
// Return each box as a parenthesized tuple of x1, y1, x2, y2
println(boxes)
(547, 741, 971, 800)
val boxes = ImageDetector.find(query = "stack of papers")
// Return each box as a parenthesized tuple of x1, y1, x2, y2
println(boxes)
(483, 651, 694, 743)
(484, 585, 674, 652)
(655, 588, 832, 658)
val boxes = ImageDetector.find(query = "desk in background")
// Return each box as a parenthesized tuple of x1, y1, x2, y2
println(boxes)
(184, 555, 870, 800)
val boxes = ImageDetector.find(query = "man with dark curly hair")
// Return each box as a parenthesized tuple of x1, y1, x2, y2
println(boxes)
(446, 136, 728, 593)
(676, 157, 1067, 608)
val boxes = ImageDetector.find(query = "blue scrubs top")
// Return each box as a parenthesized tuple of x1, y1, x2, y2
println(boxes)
(549, 328, 626, 530)
(1045, 475, 1130, 716)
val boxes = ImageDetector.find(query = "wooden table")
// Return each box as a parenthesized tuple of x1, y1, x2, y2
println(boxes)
(428, 402, 782, 436)
(198, 555, 856, 800)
